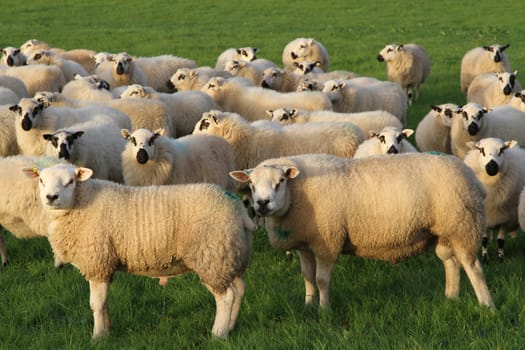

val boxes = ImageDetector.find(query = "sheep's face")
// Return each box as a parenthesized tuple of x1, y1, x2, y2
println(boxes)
(122, 128, 163, 164)
(322, 80, 345, 101)
(467, 138, 517, 177)
(27, 50, 52, 65)
(235, 47, 257, 62)
(229, 165, 299, 217)
(377, 44, 401, 62)
(193, 110, 224, 135)
(1, 46, 26, 66)
(510, 90, 525, 112)
(483, 44, 509, 63)
(111, 53, 133, 75)
(168, 68, 197, 91)
(224, 60, 244, 76)
(24, 164, 93, 213)
(456, 103, 488, 136)
(369, 127, 414, 154)
(296, 78, 322, 92)
(120, 84, 148, 99)
(43, 130, 83, 161)
(292, 60, 321, 75)
(496, 71, 518, 96)
(267, 108, 297, 125)
(290, 39, 314, 61)
(261, 67, 283, 89)
(431, 103, 459, 127)
(9, 98, 46, 131)
(201, 77, 225, 98)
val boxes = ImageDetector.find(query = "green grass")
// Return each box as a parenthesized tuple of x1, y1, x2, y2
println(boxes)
(1, 0, 525, 348)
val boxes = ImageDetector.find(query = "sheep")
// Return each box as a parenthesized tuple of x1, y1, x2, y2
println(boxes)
(119, 83, 219, 137)
(223, 59, 278, 86)
(292, 60, 360, 81)
(134, 54, 197, 92)
(61, 74, 114, 102)
(463, 137, 525, 262)
(261, 67, 307, 92)
(215, 47, 258, 71)
(26, 50, 89, 82)
(201, 77, 332, 122)
(377, 43, 431, 103)
(508, 90, 525, 112)
(1, 47, 27, 67)
(467, 71, 522, 107)
(0, 75, 29, 99)
(121, 128, 237, 192)
(42, 121, 126, 183)
(415, 103, 459, 153)
(353, 127, 418, 158)
(0, 155, 64, 267)
(193, 110, 363, 169)
(295, 77, 324, 92)
(25, 162, 254, 339)
(460, 44, 511, 93)
(167, 66, 234, 92)
(0, 64, 66, 96)
(10, 98, 131, 156)
(94, 52, 147, 89)
(282, 38, 329, 71)
(322, 79, 407, 126)
(450, 102, 525, 159)
(229, 153, 494, 309)
(0, 106, 20, 156)
(268, 107, 402, 138)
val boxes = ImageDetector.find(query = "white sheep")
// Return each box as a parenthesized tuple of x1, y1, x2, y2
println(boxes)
(0, 106, 20, 156)
(415, 103, 459, 153)
(25, 162, 254, 339)
(94, 52, 147, 89)
(193, 110, 363, 169)
(268, 107, 402, 138)
(0, 64, 66, 96)
(460, 44, 511, 92)
(295, 77, 325, 92)
(0, 87, 20, 105)
(229, 153, 494, 309)
(42, 120, 126, 183)
(508, 90, 525, 112)
(353, 126, 417, 158)
(0, 75, 29, 99)
(1, 47, 27, 67)
(119, 83, 219, 136)
(201, 77, 332, 122)
(134, 54, 197, 92)
(261, 67, 307, 92)
(322, 79, 407, 126)
(167, 66, 234, 92)
(60, 74, 114, 102)
(377, 43, 431, 103)
(26, 49, 89, 82)
(215, 47, 258, 71)
(450, 102, 525, 159)
(121, 128, 236, 191)
(467, 71, 522, 107)
(463, 137, 525, 262)
(223, 59, 278, 86)
(292, 60, 360, 81)
(282, 38, 329, 71)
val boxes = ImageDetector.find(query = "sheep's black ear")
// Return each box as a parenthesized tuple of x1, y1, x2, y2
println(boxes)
(42, 134, 54, 141)
(501, 44, 510, 51)
(72, 131, 84, 139)
(289, 109, 297, 117)
(431, 105, 442, 112)
(483, 46, 492, 51)
(121, 129, 131, 140)
(8, 105, 21, 113)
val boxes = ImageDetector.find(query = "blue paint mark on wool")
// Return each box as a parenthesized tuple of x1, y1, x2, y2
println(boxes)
(424, 151, 447, 156)
(224, 191, 241, 202)
(275, 227, 290, 239)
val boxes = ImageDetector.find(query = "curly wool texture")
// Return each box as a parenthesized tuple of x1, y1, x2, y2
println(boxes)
(195, 111, 363, 169)
(202, 78, 332, 122)
(0, 64, 66, 96)
(122, 133, 237, 191)
(460, 45, 511, 92)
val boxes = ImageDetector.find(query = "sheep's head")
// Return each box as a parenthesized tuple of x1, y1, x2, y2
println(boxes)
(296, 78, 323, 92)
(510, 90, 525, 112)
(120, 84, 149, 99)
(235, 47, 258, 62)
(261, 67, 283, 89)
(377, 44, 402, 62)
(201, 77, 225, 98)
(466, 137, 517, 177)
(496, 70, 518, 96)
(167, 68, 197, 92)
(1, 46, 26, 66)
(43, 129, 84, 161)
(27, 49, 52, 65)
(369, 127, 414, 154)
(193, 110, 224, 135)
(266, 108, 297, 125)
(9, 98, 47, 131)
(289, 38, 315, 60)
(482, 44, 510, 63)
(92, 51, 112, 67)
(431, 103, 459, 127)
(322, 79, 345, 101)
(455, 102, 489, 136)
(224, 60, 246, 76)
(292, 60, 321, 75)
(111, 52, 133, 75)
(230, 164, 299, 217)
(19, 39, 49, 55)
(121, 128, 164, 164)
(23, 163, 93, 214)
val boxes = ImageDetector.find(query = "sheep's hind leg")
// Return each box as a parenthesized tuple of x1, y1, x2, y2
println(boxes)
(89, 280, 111, 339)
(315, 257, 336, 310)
(435, 243, 460, 299)
(228, 276, 245, 332)
(297, 250, 316, 306)
(455, 251, 495, 308)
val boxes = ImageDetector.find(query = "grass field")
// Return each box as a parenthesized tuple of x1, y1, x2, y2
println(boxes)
(1, 1, 525, 349)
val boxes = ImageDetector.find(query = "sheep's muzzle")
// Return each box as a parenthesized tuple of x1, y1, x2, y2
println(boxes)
(136, 148, 149, 164)
(485, 160, 499, 176)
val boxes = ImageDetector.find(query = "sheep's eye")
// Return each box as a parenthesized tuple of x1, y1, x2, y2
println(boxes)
(498, 148, 505, 156)
(130, 137, 136, 146)
(387, 48, 393, 53)
(39, 178, 44, 185)
(379, 135, 386, 143)
(331, 85, 338, 91)
(397, 134, 404, 143)
(272, 72, 278, 78)
(130, 91, 138, 96)
(444, 109, 452, 118)
(34, 53, 41, 60)
(148, 138, 155, 146)
(274, 182, 280, 191)
(178, 74, 185, 80)
(208, 83, 215, 89)
(462, 111, 468, 119)
(480, 148, 485, 156)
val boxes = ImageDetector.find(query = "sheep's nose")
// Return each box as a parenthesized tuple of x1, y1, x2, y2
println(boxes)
(166, 80, 176, 90)
(136, 148, 149, 164)
(467, 123, 479, 136)
(261, 80, 270, 88)
(386, 146, 399, 154)
(503, 85, 512, 95)
(58, 144, 70, 160)
(256, 199, 271, 216)
(377, 54, 384, 62)
(21, 116, 32, 131)
(46, 194, 59, 202)
(7, 56, 14, 66)
(485, 160, 499, 176)
(494, 52, 501, 62)
(116, 62, 125, 74)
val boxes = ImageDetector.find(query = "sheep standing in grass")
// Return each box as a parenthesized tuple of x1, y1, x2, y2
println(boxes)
(193, 110, 363, 169)
(282, 38, 329, 71)
(377, 43, 431, 104)
(26, 163, 254, 339)
(322, 79, 407, 125)
(353, 127, 417, 158)
(229, 153, 494, 309)
(467, 71, 522, 107)
(121, 128, 237, 192)
(450, 102, 525, 159)
(215, 47, 258, 70)
(202, 77, 332, 122)
(94, 52, 147, 89)
(1, 47, 26, 67)
(268, 108, 402, 138)
(463, 138, 525, 262)
(460, 44, 511, 92)
(27, 50, 89, 82)
(415, 103, 459, 153)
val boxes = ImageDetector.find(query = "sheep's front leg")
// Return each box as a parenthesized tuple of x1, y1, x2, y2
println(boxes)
(315, 257, 335, 310)
(297, 250, 316, 305)
(89, 280, 110, 339)
(435, 243, 460, 299)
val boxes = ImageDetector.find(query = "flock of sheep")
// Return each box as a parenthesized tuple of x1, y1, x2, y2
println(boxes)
(0, 37, 524, 339)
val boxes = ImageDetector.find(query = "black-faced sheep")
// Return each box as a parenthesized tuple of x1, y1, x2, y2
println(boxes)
(282, 38, 329, 71)
(353, 126, 417, 158)
(460, 44, 511, 93)
(415, 103, 459, 153)
(467, 71, 522, 107)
